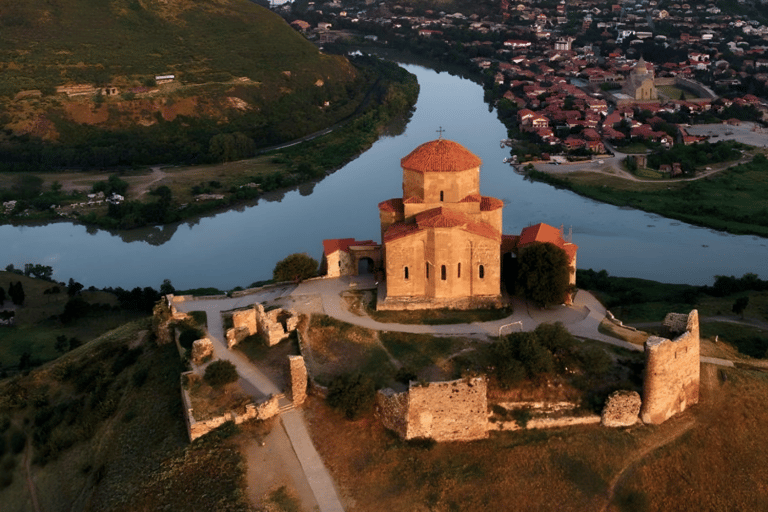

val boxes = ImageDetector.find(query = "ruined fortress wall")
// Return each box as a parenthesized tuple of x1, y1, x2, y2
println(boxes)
(641, 310, 700, 425)
(376, 377, 489, 442)
(232, 308, 258, 337)
(407, 377, 488, 441)
(181, 372, 279, 441)
(289, 355, 307, 405)
(376, 388, 410, 439)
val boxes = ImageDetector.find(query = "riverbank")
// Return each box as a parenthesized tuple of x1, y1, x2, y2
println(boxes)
(0, 58, 419, 231)
(525, 151, 768, 238)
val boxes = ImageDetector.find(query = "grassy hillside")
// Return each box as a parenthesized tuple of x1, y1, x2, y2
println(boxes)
(0, 318, 258, 511)
(0, 0, 351, 95)
(0, 0, 396, 171)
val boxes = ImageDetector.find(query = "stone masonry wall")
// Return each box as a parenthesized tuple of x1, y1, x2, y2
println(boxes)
(641, 310, 700, 425)
(225, 304, 298, 348)
(377, 377, 488, 442)
(288, 355, 307, 405)
(181, 373, 279, 441)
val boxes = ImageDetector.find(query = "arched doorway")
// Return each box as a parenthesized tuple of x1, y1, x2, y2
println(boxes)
(357, 257, 375, 275)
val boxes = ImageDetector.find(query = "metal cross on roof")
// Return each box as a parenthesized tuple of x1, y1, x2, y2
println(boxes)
(436, 126, 445, 139)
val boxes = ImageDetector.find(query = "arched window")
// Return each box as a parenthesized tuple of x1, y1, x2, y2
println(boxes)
(479, 264, 485, 279)
(440, 191, 444, 202)
(426, 262, 429, 279)
(404, 266, 409, 280)
(441, 265, 446, 280)
(457, 262, 461, 278)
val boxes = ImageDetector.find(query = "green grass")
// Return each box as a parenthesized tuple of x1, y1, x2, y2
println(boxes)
(369, 305, 513, 325)
(634, 167, 665, 179)
(0, 271, 144, 369)
(380, 332, 466, 375)
(701, 321, 768, 359)
(531, 154, 768, 237)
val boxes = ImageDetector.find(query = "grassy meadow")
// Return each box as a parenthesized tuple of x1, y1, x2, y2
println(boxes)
(529, 154, 768, 237)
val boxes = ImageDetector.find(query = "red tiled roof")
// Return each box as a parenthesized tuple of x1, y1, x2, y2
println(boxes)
(382, 222, 421, 243)
(401, 139, 482, 173)
(403, 196, 423, 204)
(323, 238, 378, 255)
(517, 223, 578, 262)
(480, 196, 504, 211)
(384, 207, 500, 243)
(378, 198, 403, 213)
(460, 193, 481, 203)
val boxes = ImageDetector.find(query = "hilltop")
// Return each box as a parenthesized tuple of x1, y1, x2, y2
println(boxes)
(0, 0, 376, 168)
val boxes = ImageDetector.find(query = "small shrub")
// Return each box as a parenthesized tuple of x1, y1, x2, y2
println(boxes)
(179, 326, 204, 349)
(9, 430, 25, 454)
(326, 372, 375, 420)
(395, 367, 417, 385)
(203, 360, 239, 387)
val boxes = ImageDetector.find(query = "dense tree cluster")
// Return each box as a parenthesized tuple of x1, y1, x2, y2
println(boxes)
(491, 322, 611, 388)
(273, 253, 318, 283)
(515, 242, 572, 308)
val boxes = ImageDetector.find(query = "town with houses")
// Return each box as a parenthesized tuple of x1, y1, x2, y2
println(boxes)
(281, 0, 768, 168)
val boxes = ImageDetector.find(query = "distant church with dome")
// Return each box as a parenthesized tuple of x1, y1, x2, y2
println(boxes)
(622, 57, 657, 101)
(321, 137, 578, 310)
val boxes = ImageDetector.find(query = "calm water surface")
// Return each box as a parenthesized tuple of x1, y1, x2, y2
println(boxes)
(1, 63, 766, 289)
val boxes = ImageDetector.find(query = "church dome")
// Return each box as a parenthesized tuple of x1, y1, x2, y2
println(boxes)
(633, 57, 649, 74)
(400, 139, 482, 173)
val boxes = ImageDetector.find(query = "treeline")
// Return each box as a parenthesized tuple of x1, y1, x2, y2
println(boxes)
(646, 140, 742, 173)
(577, 269, 768, 308)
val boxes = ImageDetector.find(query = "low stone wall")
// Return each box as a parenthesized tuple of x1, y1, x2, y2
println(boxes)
(180, 372, 279, 441)
(641, 310, 700, 425)
(377, 377, 488, 442)
(602, 390, 641, 427)
(171, 294, 228, 302)
(489, 415, 601, 431)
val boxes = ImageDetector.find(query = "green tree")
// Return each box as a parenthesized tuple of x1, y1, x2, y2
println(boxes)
(9, 281, 24, 306)
(55, 335, 69, 353)
(326, 372, 375, 420)
(203, 360, 239, 387)
(516, 242, 571, 308)
(67, 278, 84, 297)
(160, 279, 175, 296)
(732, 296, 749, 319)
(273, 253, 318, 283)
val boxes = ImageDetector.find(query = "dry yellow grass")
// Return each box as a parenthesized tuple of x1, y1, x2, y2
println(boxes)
(305, 363, 768, 511)
(599, 319, 649, 346)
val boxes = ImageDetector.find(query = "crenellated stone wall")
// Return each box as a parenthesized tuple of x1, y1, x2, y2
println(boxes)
(377, 377, 488, 442)
(641, 310, 700, 425)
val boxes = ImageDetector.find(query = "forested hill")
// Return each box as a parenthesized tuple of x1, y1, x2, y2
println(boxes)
(0, 0, 381, 168)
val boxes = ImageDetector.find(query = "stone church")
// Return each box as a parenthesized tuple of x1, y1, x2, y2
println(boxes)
(322, 138, 577, 310)
(622, 57, 658, 101)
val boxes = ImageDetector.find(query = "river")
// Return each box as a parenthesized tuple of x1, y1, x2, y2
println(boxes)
(1, 62, 766, 290)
